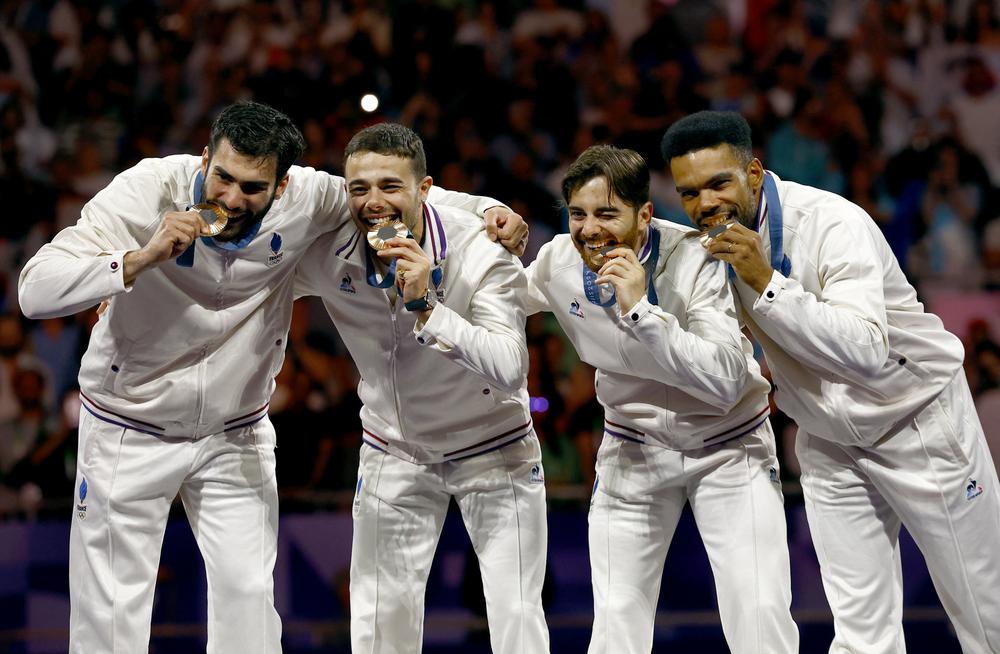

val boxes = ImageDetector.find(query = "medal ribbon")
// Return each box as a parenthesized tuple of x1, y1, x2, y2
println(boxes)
(582, 225, 660, 307)
(763, 172, 791, 276)
(728, 172, 791, 279)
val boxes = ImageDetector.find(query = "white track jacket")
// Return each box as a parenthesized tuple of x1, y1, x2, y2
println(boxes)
(737, 173, 965, 446)
(294, 203, 531, 464)
(523, 218, 772, 451)
(18, 155, 500, 438)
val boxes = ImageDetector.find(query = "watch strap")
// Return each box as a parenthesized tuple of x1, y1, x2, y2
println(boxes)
(404, 289, 435, 312)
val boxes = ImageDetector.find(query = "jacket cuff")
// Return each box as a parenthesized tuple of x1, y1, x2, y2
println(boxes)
(751, 270, 786, 315)
(413, 303, 451, 350)
(619, 296, 653, 327)
(101, 250, 132, 293)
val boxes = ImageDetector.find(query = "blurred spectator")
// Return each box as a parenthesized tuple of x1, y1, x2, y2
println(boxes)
(511, 0, 585, 46)
(0, 19, 38, 106)
(0, 67, 56, 180)
(977, 385, 1000, 473)
(491, 149, 561, 234)
(984, 215, 1000, 288)
(455, 2, 511, 78)
(27, 316, 80, 400)
(0, 314, 52, 422)
(693, 10, 741, 100)
(847, 156, 895, 228)
(911, 142, 983, 286)
(950, 55, 1000, 186)
(762, 47, 805, 123)
(490, 95, 558, 170)
(966, 318, 1000, 395)
(766, 91, 844, 192)
(68, 135, 115, 199)
(0, 366, 53, 517)
(962, 0, 1000, 48)
(967, 317, 1000, 471)
(822, 78, 871, 173)
(273, 300, 362, 500)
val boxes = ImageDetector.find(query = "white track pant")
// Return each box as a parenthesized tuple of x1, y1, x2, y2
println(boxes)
(350, 435, 550, 654)
(588, 423, 799, 654)
(69, 409, 281, 653)
(797, 373, 1000, 654)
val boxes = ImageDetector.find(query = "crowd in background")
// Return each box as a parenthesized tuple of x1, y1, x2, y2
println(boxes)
(2, 0, 1000, 518)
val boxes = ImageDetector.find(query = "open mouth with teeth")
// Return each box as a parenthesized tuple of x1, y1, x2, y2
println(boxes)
(584, 242, 619, 260)
(698, 212, 733, 231)
(362, 213, 401, 226)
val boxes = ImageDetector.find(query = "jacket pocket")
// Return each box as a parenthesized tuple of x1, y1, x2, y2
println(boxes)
(865, 347, 927, 401)
(100, 337, 135, 395)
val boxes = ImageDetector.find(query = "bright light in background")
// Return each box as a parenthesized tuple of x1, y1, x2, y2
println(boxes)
(360, 93, 379, 113)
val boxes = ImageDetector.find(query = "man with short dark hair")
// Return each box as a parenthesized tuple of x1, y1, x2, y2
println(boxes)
(295, 122, 550, 654)
(521, 144, 798, 654)
(18, 102, 526, 654)
(662, 110, 1000, 653)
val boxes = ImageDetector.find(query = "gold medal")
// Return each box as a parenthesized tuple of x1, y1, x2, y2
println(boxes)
(193, 201, 234, 237)
(366, 220, 409, 250)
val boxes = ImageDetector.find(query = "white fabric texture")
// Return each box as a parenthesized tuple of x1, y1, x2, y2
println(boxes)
(797, 373, 1000, 654)
(350, 437, 549, 654)
(588, 424, 797, 654)
(69, 409, 280, 654)
(738, 173, 1000, 652)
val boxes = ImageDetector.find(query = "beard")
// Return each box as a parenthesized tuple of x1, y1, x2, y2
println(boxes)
(573, 221, 644, 273)
(199, 179, 277, 242)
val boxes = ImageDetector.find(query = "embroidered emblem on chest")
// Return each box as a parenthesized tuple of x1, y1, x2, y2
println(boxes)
(267, 233, 285, 267)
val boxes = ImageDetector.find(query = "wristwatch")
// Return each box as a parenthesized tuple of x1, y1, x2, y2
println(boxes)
(404, 288, 438, 312)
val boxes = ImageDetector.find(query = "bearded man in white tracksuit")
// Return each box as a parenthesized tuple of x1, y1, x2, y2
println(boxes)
(663, 110, 1000, 654)
(519, 145, 799, 654)
(293, 123, 549, 654)
(16, 102, 525, 654)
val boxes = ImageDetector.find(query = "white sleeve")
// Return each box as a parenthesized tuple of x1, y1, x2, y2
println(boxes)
(18, 166, 162, 319)
(750, 211, 888, 377)
(521, 248, 552, 317)
(293, 232, 342, 300)
(413, 251, 528, 393)
(426, 186, 507, 217)
(620, 257, 749, 410)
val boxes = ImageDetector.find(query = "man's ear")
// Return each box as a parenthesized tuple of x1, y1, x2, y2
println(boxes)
(638, 201, 654, 230)
(418, 175, 433, 201)
(274, 174, 290, 200)
(747, 157, 764, 195)
(201, 146, 210, 175)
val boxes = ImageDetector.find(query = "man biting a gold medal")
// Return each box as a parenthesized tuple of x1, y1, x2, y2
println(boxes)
(294, 122, 549, 654)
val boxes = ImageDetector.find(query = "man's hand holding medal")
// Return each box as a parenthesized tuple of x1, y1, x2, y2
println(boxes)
(367, 220, 435, 320)
(593, 245, 647, 315)
(122, 201, 237, 284)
